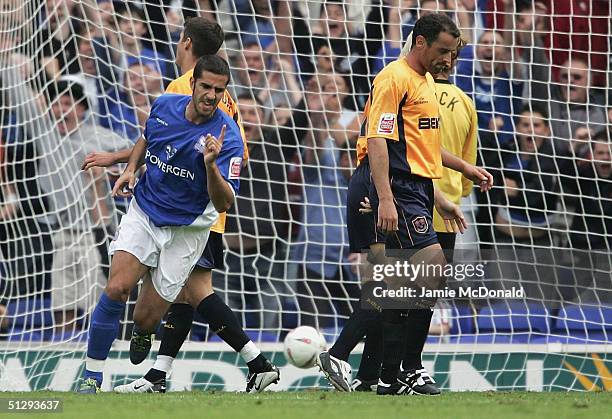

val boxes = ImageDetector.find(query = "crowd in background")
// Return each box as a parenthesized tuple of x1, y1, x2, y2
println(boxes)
(0, 0, 610, 341)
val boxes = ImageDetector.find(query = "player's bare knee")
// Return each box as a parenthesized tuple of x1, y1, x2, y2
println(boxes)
(104, 280, 131, 302)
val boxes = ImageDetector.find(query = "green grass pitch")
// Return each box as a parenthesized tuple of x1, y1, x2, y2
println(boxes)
(2, 391, 610, 419)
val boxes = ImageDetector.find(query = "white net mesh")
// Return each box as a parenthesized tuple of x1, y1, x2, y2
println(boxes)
(0, 0, 610, 392)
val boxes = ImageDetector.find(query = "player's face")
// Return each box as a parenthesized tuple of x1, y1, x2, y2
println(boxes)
(421, 31, 457, 75)
(191, 70, 229, 118)
(516, 111, 549, 154)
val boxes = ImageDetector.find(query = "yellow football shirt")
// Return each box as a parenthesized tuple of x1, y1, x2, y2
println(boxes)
(432, 79, 478, 233)
(165, 69, 248, 234)
(356, 58, 442, 179)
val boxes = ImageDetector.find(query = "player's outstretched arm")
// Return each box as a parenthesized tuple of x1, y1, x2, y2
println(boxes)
(112, 137, 147, 197)
(81, 148, 133, 171)
(441, 148, 493, 192)
(203, 125, 235, 213)
(433, 187, 468, 234)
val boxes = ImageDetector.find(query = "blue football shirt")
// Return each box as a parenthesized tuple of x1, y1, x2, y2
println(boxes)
(135, 94, 244, 227)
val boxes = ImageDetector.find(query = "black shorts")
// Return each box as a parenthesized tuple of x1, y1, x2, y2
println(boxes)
(347, 162, 379, 252)
(369, 168, 439, 250)
(195, 231, 225, 270)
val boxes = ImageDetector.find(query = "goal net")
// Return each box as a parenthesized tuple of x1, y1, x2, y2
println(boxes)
(0, 0, 610, 392)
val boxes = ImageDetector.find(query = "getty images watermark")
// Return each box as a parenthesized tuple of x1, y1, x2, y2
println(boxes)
(358, 249, 532, 309)
(370, 260, 525, 300)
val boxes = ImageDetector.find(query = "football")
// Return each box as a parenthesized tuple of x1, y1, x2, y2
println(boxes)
(283, 326, 327, 368)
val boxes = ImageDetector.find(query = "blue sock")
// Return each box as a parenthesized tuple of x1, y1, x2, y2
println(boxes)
(84, 293, 125, 382)
(83, 369, 103, 384)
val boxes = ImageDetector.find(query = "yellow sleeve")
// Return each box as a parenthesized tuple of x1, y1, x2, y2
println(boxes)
(365, 73, 402, 142)
(165, 79, 191, 95)
(234, 108, 249, 162)
(461, 98, 479, 197)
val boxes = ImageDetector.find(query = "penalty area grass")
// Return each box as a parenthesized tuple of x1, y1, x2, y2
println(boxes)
(2, 391, 610, 419)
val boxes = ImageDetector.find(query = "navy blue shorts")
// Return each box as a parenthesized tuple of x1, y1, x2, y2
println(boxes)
(195, 231, 225, 270)
(371, 172, 438, 250)
(350, 158, 438, 251)
(347, 162, 379, 252)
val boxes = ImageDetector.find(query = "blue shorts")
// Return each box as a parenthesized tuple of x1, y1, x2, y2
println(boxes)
(350, 159, 439, 251)
(347, 162, 379, 252)
(195, 231, 225, 270)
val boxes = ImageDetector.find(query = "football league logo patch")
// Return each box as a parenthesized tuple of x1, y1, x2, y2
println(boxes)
(165, 145, 177, 160)
(412, 216, 429, 234)
(229, 157, 242, 180)
(377, 113, 396, 134)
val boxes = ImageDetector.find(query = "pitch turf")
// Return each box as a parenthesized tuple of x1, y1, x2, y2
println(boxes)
(3, 391, 610, 419)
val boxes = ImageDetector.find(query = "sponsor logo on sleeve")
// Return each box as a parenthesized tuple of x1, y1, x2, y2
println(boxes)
(377, 113, 396, 134)
(229, 157, 242, 179)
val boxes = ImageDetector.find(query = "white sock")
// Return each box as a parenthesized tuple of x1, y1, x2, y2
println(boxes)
(239, 341, 261, 363)
(152, 355, 174, 373)
(85, 357, 105, 373)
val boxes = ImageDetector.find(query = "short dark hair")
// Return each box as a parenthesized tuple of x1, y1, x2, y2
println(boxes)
(48, 80, 89, 110)
(521, 103, 549, 123)
(183, 17, 225, 58)
(193, 55, 231, 83)
(411, 13, 460, 47)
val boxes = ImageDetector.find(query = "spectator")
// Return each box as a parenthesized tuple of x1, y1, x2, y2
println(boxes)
(539, 0, 610, 87)
(99, 62, 164, 142)
(291, 88, 360, 328)
(492, 105, 559, 301)
(113, 2, 169, 81)
(559, 133, 611, 304)
(230, 41, 302, 126)
(275, 0, 385, 109)
(220, 95, 293, 329)
(495, 105, 558, 244)
(560, 131, 611, 251)
(235, 0, 278, 49)
(1, 61, 132, 335)
(0, 69, 54, 307)
(39, 0, 82, 81)
(455, 30, 524, 147)
(59, 32, 117, 116)
(547, 57, 607, 155)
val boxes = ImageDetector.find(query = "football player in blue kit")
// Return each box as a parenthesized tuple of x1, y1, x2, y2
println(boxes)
(78, 55, 245, 393)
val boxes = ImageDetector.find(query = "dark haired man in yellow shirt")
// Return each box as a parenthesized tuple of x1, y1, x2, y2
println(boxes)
(318, 15, 491, 395)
